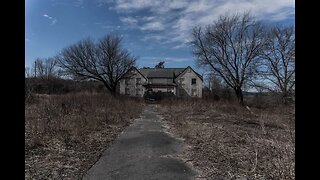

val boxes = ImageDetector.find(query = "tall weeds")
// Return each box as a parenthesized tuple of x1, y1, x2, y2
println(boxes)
(159, 99, 295, 179)
(25, 92, 144, 179)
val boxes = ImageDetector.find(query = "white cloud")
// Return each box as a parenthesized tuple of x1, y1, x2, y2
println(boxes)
(140, 21, 165, 31)
(103, 0, 295, 47)
(43, 14, 53, 19)
(51, 19, 57, 25)
(43, 14, 58, 26)
(167, 57, 190, 62)
(141, 34, 166, 42)
(120, 16, 138, 26)
(140, 56, 190, 63)
(74, 0, 84, 7)
(96, 0, 114, 7)
(94, 21, 121, 30)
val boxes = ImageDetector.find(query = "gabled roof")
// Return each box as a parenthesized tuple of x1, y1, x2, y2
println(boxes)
(175, 66, 203, 81)
(121, 66, 203, 81)
(138, 68, 185, 79)
(121, 66, 147, 80)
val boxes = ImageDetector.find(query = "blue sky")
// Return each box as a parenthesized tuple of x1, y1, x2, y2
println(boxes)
(25, 0, 294, 75)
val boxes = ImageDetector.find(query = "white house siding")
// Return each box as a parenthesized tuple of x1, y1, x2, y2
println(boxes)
(119, 69, 146, 97)
(150, 87, 175, 94)
(148, 78, 173, 84)
(176, 68, 203, 97)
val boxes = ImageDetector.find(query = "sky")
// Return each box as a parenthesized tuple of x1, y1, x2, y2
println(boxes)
(25, 0, 295, 75)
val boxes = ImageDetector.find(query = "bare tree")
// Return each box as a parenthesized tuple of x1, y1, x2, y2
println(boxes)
(260, 26, 295, 103)
(33, 57, 58, 79)
(57, 34, 136, 95)
(155, 61, 165, 68)
(191, 12, 266, 105)
(25, 67, 32, 78)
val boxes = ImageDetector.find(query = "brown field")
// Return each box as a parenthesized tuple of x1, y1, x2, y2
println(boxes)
(158, 98, 295, 179)
(25, 92, 294, 179)
(25, 92, 144, 179)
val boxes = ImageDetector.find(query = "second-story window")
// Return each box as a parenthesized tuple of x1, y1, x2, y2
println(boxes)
(191, 78, 196, 85)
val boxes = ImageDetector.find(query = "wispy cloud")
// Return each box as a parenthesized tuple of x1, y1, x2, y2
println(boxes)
(94, 21, 121, 30)
(96, 0, 114, 7)
(101, 0, 295, 48)
(120, 16, 138, 26)
(51, 19, 57, 25)
(140, 21, 165, 31)
(43, 14, 53, 19)
(74, 0, 84, 7)
(43, 14, 58, 25)
(141, 56, 191, 62)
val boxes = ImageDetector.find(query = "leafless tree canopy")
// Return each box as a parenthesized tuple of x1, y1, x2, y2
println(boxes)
(191, 12, 266, 104)
(260, 26, 295, 100)
(155, 61, 165, 68)
(57, 34, 136, 95)
(33, 57, 58, 79)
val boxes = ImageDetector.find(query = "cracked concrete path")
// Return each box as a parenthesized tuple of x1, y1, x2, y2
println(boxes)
(83, 104, 196, 180)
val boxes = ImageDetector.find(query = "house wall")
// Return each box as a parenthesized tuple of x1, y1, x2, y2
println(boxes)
(175, 68, 203, 97)
(149, 87, 175, 94)
(119, 69, 146, 97)
(148, 78, 173, 84)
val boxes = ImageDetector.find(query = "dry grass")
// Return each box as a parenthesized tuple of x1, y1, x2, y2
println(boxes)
(159, 99, 295, 179)
(25, 92, 144, 179)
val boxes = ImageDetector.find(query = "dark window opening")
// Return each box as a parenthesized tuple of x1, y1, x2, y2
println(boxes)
(192, 78, 196, 85)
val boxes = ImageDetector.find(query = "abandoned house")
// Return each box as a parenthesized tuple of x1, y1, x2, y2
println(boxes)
(118, 66, 203, 97)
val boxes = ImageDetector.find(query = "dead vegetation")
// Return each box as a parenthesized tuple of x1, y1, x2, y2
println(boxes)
(25, 92, 144, 179)
(159, 98, 295, 179)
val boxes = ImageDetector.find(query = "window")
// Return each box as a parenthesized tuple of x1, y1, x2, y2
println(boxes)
(125, 79, 130, 85)
(191, 78, 196, 85)
(136, 78, 141, 85)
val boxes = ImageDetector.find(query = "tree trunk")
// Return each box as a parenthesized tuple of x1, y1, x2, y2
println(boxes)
(234, 87, 244, 105)
(282, 91, 290, 105)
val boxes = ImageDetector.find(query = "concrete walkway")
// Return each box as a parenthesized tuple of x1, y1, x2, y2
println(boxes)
(83, 104, 196, 180)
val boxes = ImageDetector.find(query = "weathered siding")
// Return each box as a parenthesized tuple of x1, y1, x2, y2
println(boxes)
(175, 67, 203, 97)
(119, 69, 146, 97)
(149, 87, 175, 94)
(148, 78, 173, 84)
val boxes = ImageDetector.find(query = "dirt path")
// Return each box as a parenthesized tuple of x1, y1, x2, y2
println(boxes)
(83, 104, 196, 180)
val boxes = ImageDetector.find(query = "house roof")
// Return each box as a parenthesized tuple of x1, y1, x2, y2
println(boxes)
(138, 68, 186, 79)
(121, 66, 147, 80)
(121, 67, 203, 81)
(175, 66, 203, 81)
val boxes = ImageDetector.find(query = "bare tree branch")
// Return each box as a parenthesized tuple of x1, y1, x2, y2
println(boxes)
(57, 34, 136, 95)
(191, 12, 266, 105)
(260, 25, 295, 102)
